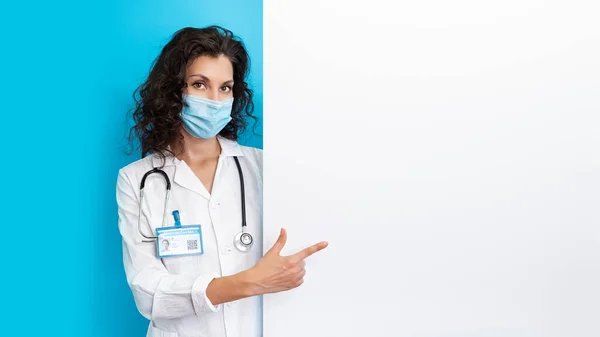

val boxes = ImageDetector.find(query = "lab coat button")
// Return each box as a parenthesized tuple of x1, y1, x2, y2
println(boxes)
(210, 201, 219, 209)
(221, 246, 232, 254)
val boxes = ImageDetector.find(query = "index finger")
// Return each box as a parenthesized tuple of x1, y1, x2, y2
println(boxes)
(291, 241, 329, 261)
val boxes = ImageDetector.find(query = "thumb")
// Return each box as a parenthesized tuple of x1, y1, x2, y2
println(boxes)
(267, 228, 287, 255)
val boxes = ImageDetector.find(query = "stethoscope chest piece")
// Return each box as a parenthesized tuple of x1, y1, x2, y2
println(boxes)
(234, 231, 253, 252)
(138, 156, 254, 252)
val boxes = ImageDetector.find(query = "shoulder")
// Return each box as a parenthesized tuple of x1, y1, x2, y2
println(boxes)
(239, 144, 262, 165)
(119, 155, 156, 175)
(116, 155, 157, 188)
(237, 144, 263, 182)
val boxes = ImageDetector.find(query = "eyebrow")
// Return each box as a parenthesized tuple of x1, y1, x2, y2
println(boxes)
(188, 74, 234, 85)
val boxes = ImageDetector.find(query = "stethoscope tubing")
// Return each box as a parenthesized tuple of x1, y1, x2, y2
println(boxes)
(136, 157, 251, 250)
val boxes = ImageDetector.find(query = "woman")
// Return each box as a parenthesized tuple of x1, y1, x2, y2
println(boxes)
(116, 26, 328, 337)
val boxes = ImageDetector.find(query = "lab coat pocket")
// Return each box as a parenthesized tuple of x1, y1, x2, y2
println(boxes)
(161, 254, 200, 276)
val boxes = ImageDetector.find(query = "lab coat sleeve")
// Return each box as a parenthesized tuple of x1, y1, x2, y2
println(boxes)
(116, 168, 220, 323)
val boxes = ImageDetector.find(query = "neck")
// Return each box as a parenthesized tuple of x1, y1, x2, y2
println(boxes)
(174, 128, 222, 163)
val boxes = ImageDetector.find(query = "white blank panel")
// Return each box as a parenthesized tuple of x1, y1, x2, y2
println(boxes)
(263, 1, 600, 336)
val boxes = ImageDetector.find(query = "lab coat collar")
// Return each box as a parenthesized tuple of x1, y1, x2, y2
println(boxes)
(149, 136, 244, 199)
(150, 136, 244, 168)
(218, 136, 245, 158)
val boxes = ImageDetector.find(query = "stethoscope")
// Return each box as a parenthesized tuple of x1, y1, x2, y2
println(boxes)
(137, 156, 253, 252)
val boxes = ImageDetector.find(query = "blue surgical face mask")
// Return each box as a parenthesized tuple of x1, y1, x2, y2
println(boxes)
(180, 94, 234, 139)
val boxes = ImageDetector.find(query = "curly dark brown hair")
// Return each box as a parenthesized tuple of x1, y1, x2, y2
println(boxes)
(128, 26, 257, 163)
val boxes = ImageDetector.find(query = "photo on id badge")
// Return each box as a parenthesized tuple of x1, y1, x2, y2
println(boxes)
(156, 211, 204, 258)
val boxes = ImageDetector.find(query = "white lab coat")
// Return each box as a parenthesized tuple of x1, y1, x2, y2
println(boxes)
(116, 136, 263, 337)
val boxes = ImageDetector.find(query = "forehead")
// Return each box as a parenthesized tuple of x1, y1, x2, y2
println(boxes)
(186, 55, 233, 80)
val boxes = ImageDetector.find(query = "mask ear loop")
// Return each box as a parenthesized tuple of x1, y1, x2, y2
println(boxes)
(138, 168, 172, 242)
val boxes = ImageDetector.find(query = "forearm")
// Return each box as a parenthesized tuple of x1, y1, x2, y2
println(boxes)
(205, 270, 261, 305)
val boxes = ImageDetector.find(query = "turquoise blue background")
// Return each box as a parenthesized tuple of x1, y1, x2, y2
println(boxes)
(0, 1, 262, 335)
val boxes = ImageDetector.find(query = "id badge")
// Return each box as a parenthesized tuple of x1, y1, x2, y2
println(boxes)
(156, 225, 204, 258)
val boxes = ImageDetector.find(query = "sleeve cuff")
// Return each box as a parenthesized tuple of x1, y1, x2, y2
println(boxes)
(191, 273, 221, 314)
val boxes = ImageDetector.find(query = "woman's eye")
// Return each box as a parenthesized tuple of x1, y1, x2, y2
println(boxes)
(221, 86, 232, 93)
(192, 82, 206, 89)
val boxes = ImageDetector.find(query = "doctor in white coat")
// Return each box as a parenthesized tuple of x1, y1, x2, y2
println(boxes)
(116, 26, 328, 337)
